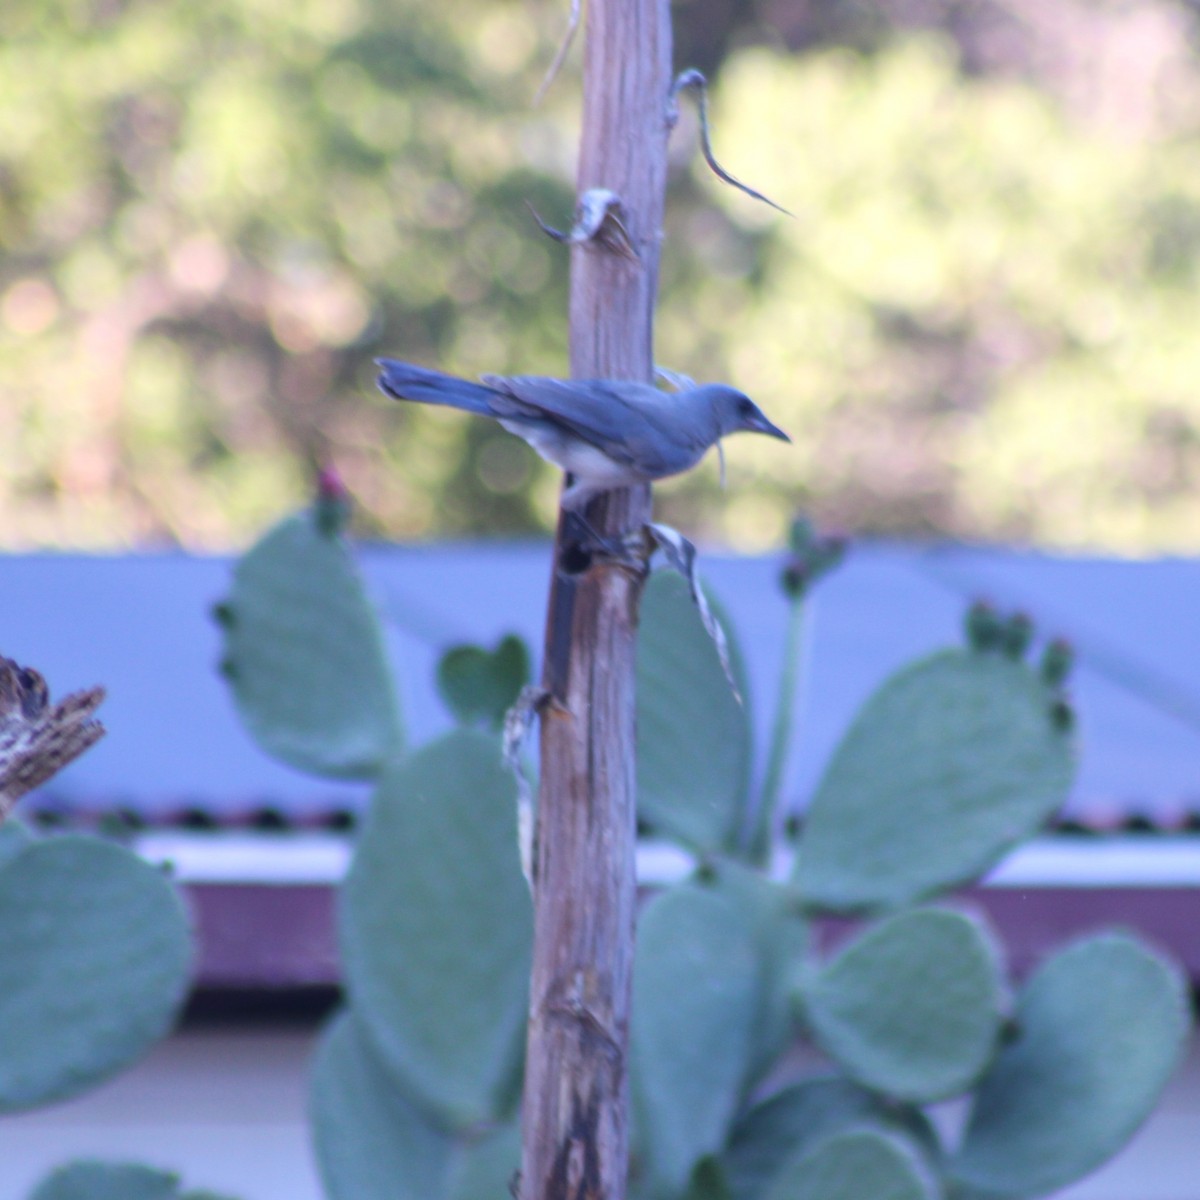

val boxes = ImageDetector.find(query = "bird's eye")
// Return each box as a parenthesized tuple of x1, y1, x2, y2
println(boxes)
(737, 396, 755, 416)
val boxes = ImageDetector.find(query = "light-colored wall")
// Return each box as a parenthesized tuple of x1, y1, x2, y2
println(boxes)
(2, 1028, 1197, 1200)
(1, 1029, 323, 1200)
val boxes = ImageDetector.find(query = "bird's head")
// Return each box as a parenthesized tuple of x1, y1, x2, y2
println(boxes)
(708, 386, 791, 443)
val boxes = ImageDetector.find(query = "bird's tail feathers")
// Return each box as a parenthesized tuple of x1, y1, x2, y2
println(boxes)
(374, 359, 497, 416)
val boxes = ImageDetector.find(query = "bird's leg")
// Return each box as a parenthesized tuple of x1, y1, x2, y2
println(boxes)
(561, 508, 628, 558)
(559, 508, 650, 574)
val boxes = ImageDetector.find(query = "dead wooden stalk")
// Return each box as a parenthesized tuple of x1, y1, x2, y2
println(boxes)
(519, 1, 672, 1198)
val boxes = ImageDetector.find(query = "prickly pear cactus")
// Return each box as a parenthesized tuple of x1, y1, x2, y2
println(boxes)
(622, 597, 1190, 1200)
(312, 730, 530, 1197)
(804, 906, 1007, 1102)
(28, 1160, 241, 1200)
(0, 833, 192, 1113)
(949, 932, 1190, 1196)
(0, 659, 209, 1196)
(437, 635, 530, 731)
(311, 1009, 520, 1200)
(762, 1127, 939, 1200)
(214, 497, 402, 779)
(636, 571, 752, 855)
(722, 1076, 938, 1200)
(213, 502, 1190, 1200)
(795, 642, 1075, 911)
(631, 880, 767, 1196)
(338, 730, 531, 1131)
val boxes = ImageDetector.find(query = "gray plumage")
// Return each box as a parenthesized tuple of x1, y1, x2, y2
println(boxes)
(375, 359, 789, 509)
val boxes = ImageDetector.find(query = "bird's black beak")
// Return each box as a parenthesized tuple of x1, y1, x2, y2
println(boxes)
(375, 358, 401, 400)
(755, 413, 791, 443)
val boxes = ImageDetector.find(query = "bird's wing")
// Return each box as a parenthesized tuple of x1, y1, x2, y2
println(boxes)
(484, 376, 708, 476)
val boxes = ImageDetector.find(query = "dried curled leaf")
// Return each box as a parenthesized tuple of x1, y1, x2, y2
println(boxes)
(644, 524, 740, 703)
(667, 69, 792, 217)
(527, 188, 639, 260)
(503, 684, 553, 888)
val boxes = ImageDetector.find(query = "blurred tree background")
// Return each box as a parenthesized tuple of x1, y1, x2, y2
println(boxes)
(4, 0, 1200, 552)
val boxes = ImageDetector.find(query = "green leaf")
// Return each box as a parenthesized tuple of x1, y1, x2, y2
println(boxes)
(437, 634, 530, 729)
(723, 1078, 938, 1200)
(636, 570, 752, 854)
(310, 1009, 455, 1200)
(340, 731, 532, 1129)
(763, 1129, 937, 1200)
(447, 1121, 521, 1200)
(805, 906, 1006, 1101)
(951, 931, 1191, 1197)
(709, 863, 808, 1091)
(217, 508, 402, 779)
(0, 837, 192, 1112)
(631, 881, 762, 1197)
(797, 649, 1074, 911)
(312, 1008, 521, 1200)
(943, 1185, 1013, 1200)
(29, 1162, 180, 1200)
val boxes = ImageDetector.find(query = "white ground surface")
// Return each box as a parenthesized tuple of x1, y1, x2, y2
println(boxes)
(2, 1028, 1198, 1200)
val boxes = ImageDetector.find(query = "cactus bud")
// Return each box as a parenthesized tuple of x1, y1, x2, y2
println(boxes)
(314, 466, 351, 536)
(787, 515, 817, 557)
(1000, 611, 1034, 660)
(965, 600, 1003, 651)
(780, 561, 809, 598)
(1040, 637, 1075, 688)
(211, 600, 236, 629)
(1049, 696, 1075, 732)
(780, 517, 847, 599)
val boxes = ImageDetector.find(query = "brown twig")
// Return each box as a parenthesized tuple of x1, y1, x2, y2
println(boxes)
(520, 1, 671, 1197)
(0, 656, 106, 823)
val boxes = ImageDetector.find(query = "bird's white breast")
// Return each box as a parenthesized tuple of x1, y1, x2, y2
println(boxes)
(499, 420, 639, 487)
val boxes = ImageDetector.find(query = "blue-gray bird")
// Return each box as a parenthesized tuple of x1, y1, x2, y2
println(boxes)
(375, 359, 790, 510)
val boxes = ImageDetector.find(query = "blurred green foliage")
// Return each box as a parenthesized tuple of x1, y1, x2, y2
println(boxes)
(0, 0, 574, 546)
(4, 1, 1200, 551)
(671, 38, 1200, 549)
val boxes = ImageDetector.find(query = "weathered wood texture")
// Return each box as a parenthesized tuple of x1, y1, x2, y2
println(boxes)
(520, 2, 672, 1199)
